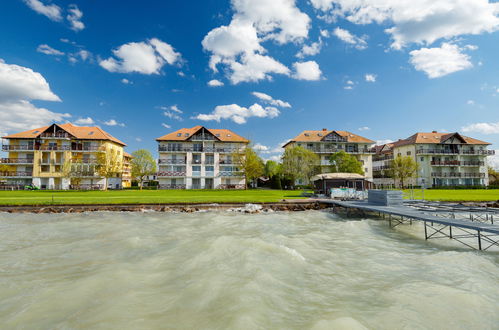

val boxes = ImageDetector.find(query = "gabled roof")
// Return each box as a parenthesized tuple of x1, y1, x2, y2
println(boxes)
(392, 132, 490, 147)
(123, 151, 133, 158)
(156, 125, 249, 143)
(2, 123, 126, 146)
(284, 129, 374, 147)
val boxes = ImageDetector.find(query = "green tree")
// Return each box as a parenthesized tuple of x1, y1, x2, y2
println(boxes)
(264, 160, 283, 189)
(96, 151, 122, 191)
(390, 155, 419, 188)
(233, 147, 264, 189)
(282, 146, 319, 187)
(329, 150, 364, 175)
(131, 149, 157, 190)
(488, 167, 499, 186)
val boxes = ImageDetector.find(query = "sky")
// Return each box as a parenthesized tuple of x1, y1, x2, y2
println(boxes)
(1, 0, 499, 165)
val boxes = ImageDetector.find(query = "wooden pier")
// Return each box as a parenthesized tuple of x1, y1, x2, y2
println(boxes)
(321, 200, 499, 251)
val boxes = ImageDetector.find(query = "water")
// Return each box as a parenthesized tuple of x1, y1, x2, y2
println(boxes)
(0, 210, 498, 329)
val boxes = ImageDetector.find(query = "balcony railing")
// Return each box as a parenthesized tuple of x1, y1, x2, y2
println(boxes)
(0, 158, 34, 164)
(40, 132, 71, 139)
(158, 146, 244, 153)
(158, 159, 186, 164)
(218, 184, 245, 189)
(306, 147, 375, 154)
(0, 171, 33, 177)
(218, 171, 244, 177)
(373, 165, 391, 171)
(0, 185, 26, 191)
(219, 160, 234, 164)
(71, 172, 100, 177)
(431, 161, 484, 166)
(417, 149, 494, 155)
(157, 171, 186, 177)
(159, 184, 186, 189)
(2, 145, 35, 151)
(431, 172, 486, 178)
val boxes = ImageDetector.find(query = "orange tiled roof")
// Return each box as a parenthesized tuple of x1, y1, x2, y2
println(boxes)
(156, 126, 249, 143)
(2, 123, 126, 146)
(284, 129, 374, 147)
(123, 151, 133, 158)
(392, 132, 490, 147)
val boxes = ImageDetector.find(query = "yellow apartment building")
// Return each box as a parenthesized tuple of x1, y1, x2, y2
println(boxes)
(0, 123, 127, 190)
(122, 152, 133, 188)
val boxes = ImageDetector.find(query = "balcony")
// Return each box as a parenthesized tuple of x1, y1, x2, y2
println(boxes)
(0, 171, 33, 177)
(0, 158, 34, 164)
(418, 149, 494, 155)
(159, 184, 186, 189)
(40, 132, 71, 139)
(219, 159, 234, 164)
(71, 172, 100, 177)
(158, 146, 192, 152)
(158, 159, 186, 164)
(306, 147, 374, 154)
(157, 171, 186, 177)
(2, 145, 35, 151)
(431, 172, 486, 178)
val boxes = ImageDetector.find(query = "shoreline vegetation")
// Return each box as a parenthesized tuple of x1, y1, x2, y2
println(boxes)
(0, 189, 497, 211)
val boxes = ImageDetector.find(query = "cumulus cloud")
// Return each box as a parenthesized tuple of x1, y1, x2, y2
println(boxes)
(161, 123, 171, 129)
(365, 74, 376, 82)
(99, 38, 181, 74)
(121, 78, 131, 84)
(67, 4, 84, 31)
(37, 44, 64, 56)
(409, 43, 473, 78)
(311, 0, 499, 50)
(103, 119, 125, 127)
(202, 0, 310, 84)
(296, 39, 323, 58)
(292, 61, 322, 80)
(207, 79, 224, 87)
(194, 103, 280, 124)
(333, 27, 367, 50)
(252, 92, 291, 108)
(462, 122, 499, 134)
(160, 106, 183, 121)
(24, 0, 62, 21)
(358, 126, 370, 131)
(488, 153, 499, 169)
(75, 117, 94, 125)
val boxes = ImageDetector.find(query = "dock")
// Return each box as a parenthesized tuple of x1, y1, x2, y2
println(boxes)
(321, 199, 499, 251)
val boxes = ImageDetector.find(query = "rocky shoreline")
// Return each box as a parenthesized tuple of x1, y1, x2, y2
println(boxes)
(0, 200, 329, 214)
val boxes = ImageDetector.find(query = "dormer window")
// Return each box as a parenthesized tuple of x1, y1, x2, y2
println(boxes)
(318, 133, 323, 137)
(89, 132, 94, 135)
(216, 134, 220, 137)
(177, 133, 182, 137)
(184, 133, 189, 137)
(304, 133, 310, 137)
(227, 134, 231, 137)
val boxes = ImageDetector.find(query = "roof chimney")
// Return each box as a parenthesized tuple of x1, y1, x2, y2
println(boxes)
(322, 128, 327, 131)
(432, 130, 437, 133)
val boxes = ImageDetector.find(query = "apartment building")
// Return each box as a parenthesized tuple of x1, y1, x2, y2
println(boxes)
(0, 123, 126, 190)
(373, 131, 494, 187)
(156, 126, 249, 189)
(122, 152, 133, 188)
(283, 129, 375, 182)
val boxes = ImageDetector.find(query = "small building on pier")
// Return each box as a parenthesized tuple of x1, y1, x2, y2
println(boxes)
(311, 173, 374, 195)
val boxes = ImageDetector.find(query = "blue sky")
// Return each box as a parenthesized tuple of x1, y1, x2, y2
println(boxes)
(1, 0, 499, 163)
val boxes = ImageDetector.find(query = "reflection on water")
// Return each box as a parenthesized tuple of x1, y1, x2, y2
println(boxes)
(0, 211, 497, 329)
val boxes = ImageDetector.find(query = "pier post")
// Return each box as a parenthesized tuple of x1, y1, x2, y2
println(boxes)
(424, 221, 428, 240)
(478, 230, 482, 250)
(449, 226, 452, 239)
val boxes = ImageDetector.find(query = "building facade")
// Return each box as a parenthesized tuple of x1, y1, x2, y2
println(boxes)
(283, 129, 375, 182)
(0, 123, 126, 190)
(122, 152, 133, 188)
(156, 126, 249, 189)
(373, 131, 494, 187)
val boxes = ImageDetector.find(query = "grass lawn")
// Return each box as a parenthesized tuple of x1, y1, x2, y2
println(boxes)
(0, 189, 308, 206)
(403, 189, 499, 202)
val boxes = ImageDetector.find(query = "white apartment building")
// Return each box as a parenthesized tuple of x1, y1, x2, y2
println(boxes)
(373, 131, 494, 187)
(283, 129, 375, 182)
(156, 126, 249, 189)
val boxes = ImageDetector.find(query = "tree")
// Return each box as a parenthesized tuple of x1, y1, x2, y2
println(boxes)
(264, 160, 283, 189)
(390, 155, 419, 188)
(488, 167, 499, 186)
(96, 151, 122, 191)
(329, 150, 364, 175)
(281, 146, 319, 187)
(131, 149, 157, 190)
(233, 147, 264, 189)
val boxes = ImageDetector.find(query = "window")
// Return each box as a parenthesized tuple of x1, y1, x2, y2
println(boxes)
(184, 133, 189, 137)
(365, 167, 368, 173)
(421, 157, 424, 162)
(397, 153, 401, 157)
(206, 166, 214, 172)
(192, 166, 201, 172)
(406, 151, 411, 155)
(177, 133, 182, 137)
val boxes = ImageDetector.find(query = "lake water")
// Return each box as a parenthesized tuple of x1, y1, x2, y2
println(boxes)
(0, 210, 498, 329)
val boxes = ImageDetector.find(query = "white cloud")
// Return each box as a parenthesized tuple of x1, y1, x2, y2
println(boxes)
(488, 153, 499, 169)
(161, 123, 171, 129)
(462, 122, 499, 134)
(135, 137, 142, 142)
(103, 119, 125, 127)
(467, 100, 475, 105)
(75, 117, 94, 125)
(365, 74, 376, 82)
(169, 105, 182, 113)
(201, 0, 310, 84)
(409, 43, 473, 78)
(344, 80, 355, 89)
(252, 92, 291, 108)
(320, 29, 330, 38)
(296, 39, 323, 58)
(99, 38, 181, 74)
(311, 0, 499, 50)
(121, 78, 131, 84)
(253, 143, 269, 152)
(292, 61, 322, 81)
(67, 4, 84, 31)
(194, 103, 280, 124)
(163, 110, 183, 121)
(358, 126, 370, 131)
(37, 44, 64, 56)
(333, 27, 367, 50)
(24, 0, 62, 21)
(207, 79, 224, 87)
(376, 139, 394, 146)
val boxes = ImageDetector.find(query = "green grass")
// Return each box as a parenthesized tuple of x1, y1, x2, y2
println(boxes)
(0, 189, 307, 206)
(403, 189, 499, 202)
